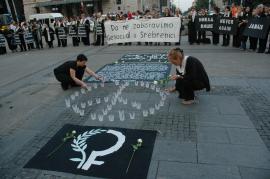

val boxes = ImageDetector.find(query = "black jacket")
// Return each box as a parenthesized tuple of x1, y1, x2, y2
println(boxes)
(177, 56, 210, 91)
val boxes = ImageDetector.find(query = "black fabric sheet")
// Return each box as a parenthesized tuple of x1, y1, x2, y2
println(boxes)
(24, 124, 157, 179)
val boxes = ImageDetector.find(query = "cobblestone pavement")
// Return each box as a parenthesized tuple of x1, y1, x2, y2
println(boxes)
(206, 83, 270, 150)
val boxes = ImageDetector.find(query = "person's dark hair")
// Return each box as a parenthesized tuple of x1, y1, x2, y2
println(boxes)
(76, 54, 88, 62)
(214, 6, 220, 13)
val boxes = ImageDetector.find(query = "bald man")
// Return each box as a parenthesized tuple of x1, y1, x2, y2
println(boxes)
(166, 48, 210, 105)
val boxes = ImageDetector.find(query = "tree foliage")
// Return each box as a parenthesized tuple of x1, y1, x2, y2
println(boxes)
(195, 0, 216, 10)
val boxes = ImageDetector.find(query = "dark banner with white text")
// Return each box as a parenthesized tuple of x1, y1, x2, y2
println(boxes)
(243, 17, 270, 39)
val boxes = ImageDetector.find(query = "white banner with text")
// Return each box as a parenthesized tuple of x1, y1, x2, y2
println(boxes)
(105, 17, 181, 44)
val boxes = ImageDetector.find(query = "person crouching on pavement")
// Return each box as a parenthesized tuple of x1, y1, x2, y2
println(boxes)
(54, 54, 103, 90)
(166, 48, 210, 105)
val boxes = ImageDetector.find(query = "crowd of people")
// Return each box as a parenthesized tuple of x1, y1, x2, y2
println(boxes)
(0, 3, 269, 55)
(188, 3, 270, 54)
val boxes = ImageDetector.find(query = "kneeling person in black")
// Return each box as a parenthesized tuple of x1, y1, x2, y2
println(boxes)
(54, 54, 102, 90)
(167, 48, 210, 105)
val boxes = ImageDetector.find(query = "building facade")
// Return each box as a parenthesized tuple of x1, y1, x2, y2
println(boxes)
(1, 0, 25, 21)
(23, 0, 170, 20)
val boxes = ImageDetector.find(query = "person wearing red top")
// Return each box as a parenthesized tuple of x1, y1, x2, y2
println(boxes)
(231, 3, 238, 17)
(127, 11, 133, 20)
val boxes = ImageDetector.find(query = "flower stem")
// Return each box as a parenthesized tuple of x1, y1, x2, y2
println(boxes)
(47, 142, 64, 158)
(126, 150, 136, 174)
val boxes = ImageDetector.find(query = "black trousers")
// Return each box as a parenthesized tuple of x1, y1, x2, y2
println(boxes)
(212, 32, 219, 44)
(19, 35, 27, 51)
(0, 46, 6, 54)
(222, 34, 230, 46)
(54, 67, 85, 87)
(72, 37, 79, 46)
(82, 33, 90, 46)
(95, 34, 104, 46)
(175, 79, 205, 101)
(197, 31, 206, 43)
(258, 38, 267, 53)
(47, 41, 54, 48)
(249, 37, 258, 51)
(60, 39, 67, 47)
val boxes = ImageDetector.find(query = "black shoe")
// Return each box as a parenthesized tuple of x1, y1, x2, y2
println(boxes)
(61, 83, 69, 90)
(265, 51, 270, 54)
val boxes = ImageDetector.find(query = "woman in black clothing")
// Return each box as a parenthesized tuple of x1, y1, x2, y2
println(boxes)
(166, 48, 210, 105)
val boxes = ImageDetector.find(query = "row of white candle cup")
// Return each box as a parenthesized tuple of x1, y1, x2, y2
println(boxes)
(89, 111, 136, 121)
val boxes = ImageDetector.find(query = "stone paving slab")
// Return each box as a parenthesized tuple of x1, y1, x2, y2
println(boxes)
(152, 140, 197, 163)
(227, 128, 265, 146)
(197, 126, 230, 144)
(198, 143, 270, 169)
(239, 166, 270, 179)
(211, 77, 250, 87)
(168, 94, 220, 115)
(195, 114, 254, 129)
(0, 129, 37, 166)
(156, 161, 241, 179)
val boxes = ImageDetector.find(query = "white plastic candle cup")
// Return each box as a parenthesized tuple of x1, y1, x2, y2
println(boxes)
(143, 110, 148, 117)
(145, 82, 150, 88)
(96, 98, 101, 104)
(104, 97, 109, 103)
(98, 114, 104, 121)
(81, 88, 86, 94)
(107, 104, 112, 111)
(87, 100, 93, 106)
(115, 80, 120, 86)
(155, 104, 160, 110)
(108, 115, 114, 122)
(87, 86, 92, 92)
(90, 113, 96, 120)
(70, 94, 75, 100)
(103, 109, 108, 115)
(65, 99, 71, 108)
(136, 103, 141, 110)
(160, 101, 164, 107)
(149, 108, 155, 115)
(129, 113, 135, 120)
(79, 110, 85, 116)
(81, 102, 86, 108)
(123, 98, 128, 105)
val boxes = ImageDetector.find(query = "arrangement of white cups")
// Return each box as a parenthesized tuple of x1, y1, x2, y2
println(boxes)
(64, 80, 169, 122)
